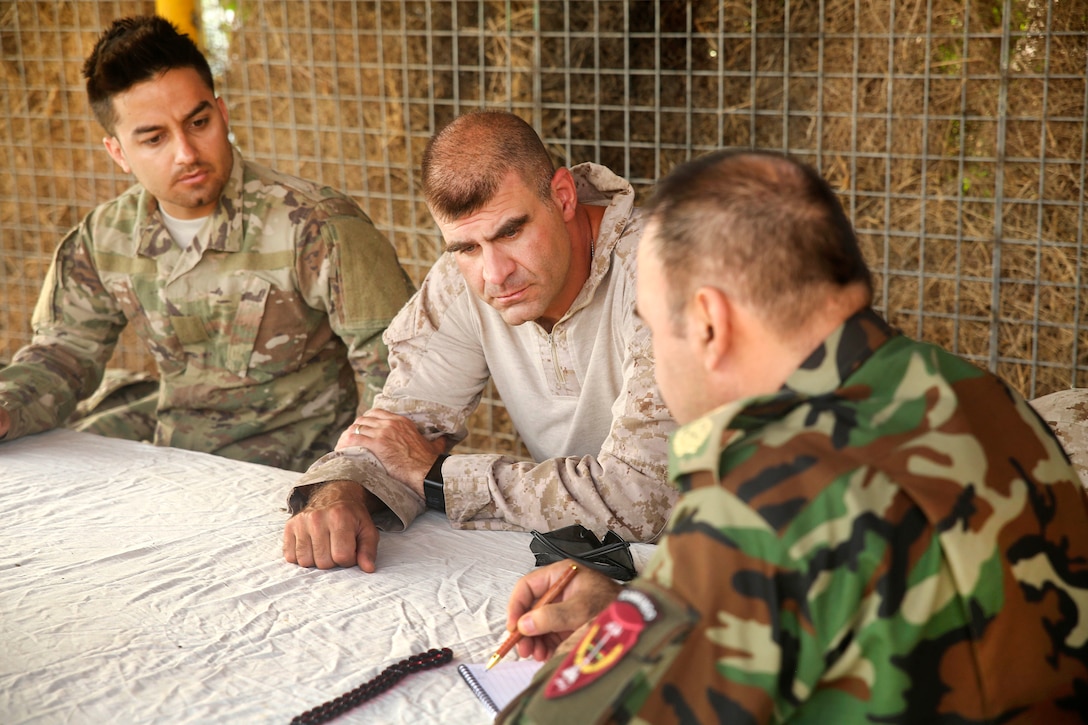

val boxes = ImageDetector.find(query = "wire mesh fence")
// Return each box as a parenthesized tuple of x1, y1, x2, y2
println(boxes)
(1, 0, 1085, 455)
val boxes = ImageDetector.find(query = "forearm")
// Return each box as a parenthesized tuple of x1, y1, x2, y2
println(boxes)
(288, 447, 425, 531)
(0, 345, 106, 439)
(1, 223, 125, 440)
(441, 452, 679, 542)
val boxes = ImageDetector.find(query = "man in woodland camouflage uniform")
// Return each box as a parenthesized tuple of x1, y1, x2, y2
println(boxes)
(283, 111, 678, 571)
(499, 150, 1088, 722)
(0, 16, 412, 471)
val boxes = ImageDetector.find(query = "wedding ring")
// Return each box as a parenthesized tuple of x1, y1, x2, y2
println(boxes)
(353, 423, 363, 436)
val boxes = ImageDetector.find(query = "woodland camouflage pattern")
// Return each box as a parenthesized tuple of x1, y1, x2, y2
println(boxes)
(0, 148, 413, 471)
(502, 308, 1088, 723)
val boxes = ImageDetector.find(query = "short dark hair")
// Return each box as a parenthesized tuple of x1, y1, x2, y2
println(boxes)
(645, 150, 873, 333)
(421, 110, 555, 221)
(83, 16, 214, 135)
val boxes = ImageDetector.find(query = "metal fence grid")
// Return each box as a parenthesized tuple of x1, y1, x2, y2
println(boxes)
(1, 0, 1085, 456)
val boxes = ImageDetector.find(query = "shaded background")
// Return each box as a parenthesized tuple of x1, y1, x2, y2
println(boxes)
(2, 0, 1086, 457)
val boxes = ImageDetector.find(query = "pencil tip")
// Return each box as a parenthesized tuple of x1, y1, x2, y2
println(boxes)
(485, 653, 501, 670)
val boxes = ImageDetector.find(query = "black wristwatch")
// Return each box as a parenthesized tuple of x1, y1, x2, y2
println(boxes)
(423, 454, 449, 512)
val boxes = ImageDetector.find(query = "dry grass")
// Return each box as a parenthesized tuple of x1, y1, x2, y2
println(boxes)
(1, 0, 1085, 454)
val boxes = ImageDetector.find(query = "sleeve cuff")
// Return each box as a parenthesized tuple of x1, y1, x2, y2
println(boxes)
(287, 448, 426, 532)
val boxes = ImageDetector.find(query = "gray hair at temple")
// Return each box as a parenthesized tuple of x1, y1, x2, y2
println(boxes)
(421, 110, 556, 221)
(644, 149, 873, 333)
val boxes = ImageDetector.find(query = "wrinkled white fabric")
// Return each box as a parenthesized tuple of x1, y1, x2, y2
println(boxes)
(1, 430, 654, 724)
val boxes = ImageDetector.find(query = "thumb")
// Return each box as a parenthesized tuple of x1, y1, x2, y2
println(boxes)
(521, 601, 582, 638)
(517, 612, 540, 636)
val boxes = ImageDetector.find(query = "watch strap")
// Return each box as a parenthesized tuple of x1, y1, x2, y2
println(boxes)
(423, 453, 449, 512)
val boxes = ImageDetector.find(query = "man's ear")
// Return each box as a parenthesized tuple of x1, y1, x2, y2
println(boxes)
(550, 167, 578, 222)
(215, 96, 230, 127)
(103, 136, 131, 174)
(691, 286, 731, 370)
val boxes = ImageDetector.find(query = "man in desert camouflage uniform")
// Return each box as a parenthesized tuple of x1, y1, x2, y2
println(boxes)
(0, 16, 413, 472)
(499, 150, 1088, 722)
(1032, 389, 1088, 486)
(283, 111, 678, 572)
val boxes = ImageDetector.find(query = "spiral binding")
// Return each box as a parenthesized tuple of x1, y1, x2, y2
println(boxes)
(290, 647, 454, 725)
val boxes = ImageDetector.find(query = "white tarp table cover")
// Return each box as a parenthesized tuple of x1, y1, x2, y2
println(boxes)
(0, 429, 655, 723)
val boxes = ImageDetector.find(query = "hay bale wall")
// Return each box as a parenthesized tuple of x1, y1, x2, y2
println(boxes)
(1, 0, 1085, 456)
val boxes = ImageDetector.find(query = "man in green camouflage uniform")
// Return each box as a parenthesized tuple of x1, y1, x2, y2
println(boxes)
(499, 150, 1088, 722)
(0, 16, 412, 472)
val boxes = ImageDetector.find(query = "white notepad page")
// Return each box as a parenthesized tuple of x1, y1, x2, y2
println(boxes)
(457, 659, 545, 715)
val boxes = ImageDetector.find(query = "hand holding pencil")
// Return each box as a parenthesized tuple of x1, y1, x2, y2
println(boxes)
(496, 559, 625, 667)
(487, 563, 579, 669)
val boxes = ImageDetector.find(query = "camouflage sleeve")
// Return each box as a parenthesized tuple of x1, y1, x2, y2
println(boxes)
(287, 255, 474, 528)
(501, 470, 796, 723)
(298, 197, 414, 412)
(442, 308, 678, 542)
(503, 466, 926, 723)
(288, 447, 423, 531)
(1029, 388, 1088, 487)
(505, 461, 1088, 722)
(0, 221, 125, 440)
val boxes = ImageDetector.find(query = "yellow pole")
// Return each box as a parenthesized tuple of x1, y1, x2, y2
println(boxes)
(156, 0, 204, 50)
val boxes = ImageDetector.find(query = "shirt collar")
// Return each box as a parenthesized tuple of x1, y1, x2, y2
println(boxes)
(667, 307, 898, 481)
(135, 146, 244, 257)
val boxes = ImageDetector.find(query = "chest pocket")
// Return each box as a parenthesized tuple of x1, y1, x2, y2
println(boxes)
(224, 276, 272, 380)
(512, 581, 699, 724)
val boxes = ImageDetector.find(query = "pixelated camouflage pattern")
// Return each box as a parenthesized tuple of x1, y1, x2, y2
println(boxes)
(502, 308, 1088, 723)
(1030, 389, 1088, 488)
(66, 368, 159, 439)
(0, 149, 413, 472)
(292, 164, 678, 541)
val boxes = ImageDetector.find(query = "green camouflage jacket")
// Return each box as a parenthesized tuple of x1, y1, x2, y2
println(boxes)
(0, 149, 413, 471)
(502, 308, 1088, 723)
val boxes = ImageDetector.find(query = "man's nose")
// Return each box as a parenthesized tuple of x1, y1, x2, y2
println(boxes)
(174, 135, 198, 164)
(482, 246, 515, 285)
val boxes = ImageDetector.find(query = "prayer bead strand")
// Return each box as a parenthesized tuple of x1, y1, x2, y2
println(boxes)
(290, 647, 454, 725)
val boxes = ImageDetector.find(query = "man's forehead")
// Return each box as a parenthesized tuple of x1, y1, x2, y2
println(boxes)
(111, 69, 214, 129)
(439, 188, 535, 239)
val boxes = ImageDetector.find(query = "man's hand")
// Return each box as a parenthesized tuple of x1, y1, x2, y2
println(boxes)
(504, 560, 622, 663)
(283, 480, 381, 572)
(337, 409, 447, 496)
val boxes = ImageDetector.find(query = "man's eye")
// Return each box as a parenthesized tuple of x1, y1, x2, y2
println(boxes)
(142, 135, 163, 146)
(192, 117, 209, 128)
(455, 244, 479, 255)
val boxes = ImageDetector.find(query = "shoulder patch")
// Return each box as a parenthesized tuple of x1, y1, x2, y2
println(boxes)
(544, 590, 658, 699)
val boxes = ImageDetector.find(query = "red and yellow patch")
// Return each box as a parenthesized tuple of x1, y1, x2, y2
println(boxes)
(545, 590, 657, 698)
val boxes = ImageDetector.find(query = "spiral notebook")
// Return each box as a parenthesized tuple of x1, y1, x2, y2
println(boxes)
(457, 659, 544, 715)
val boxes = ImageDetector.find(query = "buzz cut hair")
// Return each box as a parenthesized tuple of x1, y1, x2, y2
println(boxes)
(645, 149, 873, 333)
(421, 110, 556, 221)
